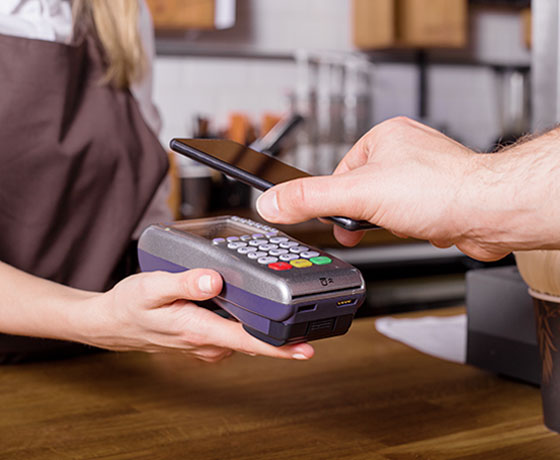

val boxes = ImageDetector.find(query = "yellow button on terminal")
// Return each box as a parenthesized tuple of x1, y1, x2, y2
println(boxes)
(290, 258, 313, 268)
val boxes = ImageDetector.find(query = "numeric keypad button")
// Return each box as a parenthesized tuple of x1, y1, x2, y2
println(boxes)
(279, 254, 299, 262)
(238, 246, 258, 254)
(279, 241, 299, 249)
(247, 251, 267, 260)
(289, 246, 309, 254)
(300, 251, 320, 259)
(257, 256, 278, 265)
(259, 244, 278, 251)
(227, 242, 247, 249)
(249, 239, 268, 246)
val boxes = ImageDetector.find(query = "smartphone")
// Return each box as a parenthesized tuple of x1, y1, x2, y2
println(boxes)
(169, 138, 377, 231)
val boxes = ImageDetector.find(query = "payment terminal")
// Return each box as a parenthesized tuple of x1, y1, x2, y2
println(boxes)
(138, 216, 366, 346)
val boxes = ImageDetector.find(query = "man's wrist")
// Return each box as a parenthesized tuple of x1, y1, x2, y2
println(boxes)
(462, 135, 560, 253)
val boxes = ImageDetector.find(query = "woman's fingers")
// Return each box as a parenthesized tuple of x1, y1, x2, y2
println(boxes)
(99, 271, 315, 360)
(186, 345, 234, 363)
(182, 306, 315, 360)
(127, 269, 223, 309)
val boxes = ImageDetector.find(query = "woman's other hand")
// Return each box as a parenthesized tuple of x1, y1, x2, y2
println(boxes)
(81, 269, 314, 363)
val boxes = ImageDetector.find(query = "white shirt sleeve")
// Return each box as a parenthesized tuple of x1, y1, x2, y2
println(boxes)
(0, 0, 73, 43)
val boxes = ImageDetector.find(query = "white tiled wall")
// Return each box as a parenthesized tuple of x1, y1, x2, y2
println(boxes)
(152, 2, 530, 153)
(154, 57, 297, 146)
(154, 59, 508, 152)
(428, 65, 502, 150)
(370, 63, 417, 126)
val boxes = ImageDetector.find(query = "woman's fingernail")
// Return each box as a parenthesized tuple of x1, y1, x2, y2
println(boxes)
(198, 275, 213, 293)
(256, 191, 279, 219)
(292, 353, 309, 360)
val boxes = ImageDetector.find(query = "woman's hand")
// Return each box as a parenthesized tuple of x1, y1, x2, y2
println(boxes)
(256, 116, 528, 262)
(80, 269, 314, 363)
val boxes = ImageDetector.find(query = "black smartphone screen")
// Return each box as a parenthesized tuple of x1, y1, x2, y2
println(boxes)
(170, 138, 377, 231)
(171, 138, 310, 189)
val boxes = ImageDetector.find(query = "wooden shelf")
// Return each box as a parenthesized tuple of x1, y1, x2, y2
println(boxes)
(146, 0, 218, 30)
(353, 0, 468, 50)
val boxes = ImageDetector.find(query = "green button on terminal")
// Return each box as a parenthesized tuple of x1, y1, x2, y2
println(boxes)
(310, 256, 332, 265)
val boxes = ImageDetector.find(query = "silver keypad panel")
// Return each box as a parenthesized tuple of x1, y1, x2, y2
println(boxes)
(211, 217, 332, 270)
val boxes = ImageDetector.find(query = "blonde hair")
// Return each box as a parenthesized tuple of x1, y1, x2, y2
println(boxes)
(515, 250, 560, 298)
(73, 0, 147, 89)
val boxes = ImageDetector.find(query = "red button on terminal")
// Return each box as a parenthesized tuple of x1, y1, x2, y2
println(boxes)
(268, 262, 293, 271)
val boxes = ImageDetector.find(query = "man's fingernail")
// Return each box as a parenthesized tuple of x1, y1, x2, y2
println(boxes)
(198, 275, 213, 293)
(292, 353, 309, 360)
(256, 191, 279, 219)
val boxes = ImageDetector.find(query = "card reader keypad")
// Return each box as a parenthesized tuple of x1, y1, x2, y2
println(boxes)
(217, 217, 332, 271)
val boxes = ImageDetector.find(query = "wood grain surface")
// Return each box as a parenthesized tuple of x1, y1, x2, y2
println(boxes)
(0, 308, 557, 459)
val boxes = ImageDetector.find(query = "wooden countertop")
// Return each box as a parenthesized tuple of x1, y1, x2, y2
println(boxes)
(0, 307, 557, 459)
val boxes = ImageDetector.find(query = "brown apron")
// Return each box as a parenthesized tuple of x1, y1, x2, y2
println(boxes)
(0, 31, 168, 362)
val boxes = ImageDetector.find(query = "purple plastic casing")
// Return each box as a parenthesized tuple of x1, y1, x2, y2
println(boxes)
(137, 249, 364, 345)
(138, 249, 293, 318)
(136, 218, 366, 345)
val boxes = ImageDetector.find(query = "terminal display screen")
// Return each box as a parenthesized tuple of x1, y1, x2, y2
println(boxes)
(172, 218, 255, 240)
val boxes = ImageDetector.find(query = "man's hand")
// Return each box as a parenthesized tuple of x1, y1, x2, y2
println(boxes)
(257, 116, 529, 261)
